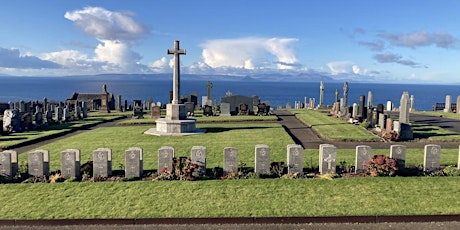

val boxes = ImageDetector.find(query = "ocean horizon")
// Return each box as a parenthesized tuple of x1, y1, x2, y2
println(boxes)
(0, 76, 458, 111)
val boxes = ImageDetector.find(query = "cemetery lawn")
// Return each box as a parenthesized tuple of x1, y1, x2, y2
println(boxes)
(0, 116, 123, 149)
(117, 115, 278, 125)
(0, 177, 459, 219)
(290, 109, 380, 141)
(411, 123, 460, 141)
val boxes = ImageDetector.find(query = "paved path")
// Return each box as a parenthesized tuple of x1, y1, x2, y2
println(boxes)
(274, 110, 460, 149)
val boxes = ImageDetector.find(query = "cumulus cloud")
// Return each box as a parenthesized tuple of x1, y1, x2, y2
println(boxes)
(379, 31, 456, 49)
(373, 52, 422, 67)
(150, 57, 171, 73)
(327, 61, 362, 75)
(201, 37, 299, 70)
(358, 40, 385, 51)
(0, 47, 60, 69)
(64, 7, 149, 72)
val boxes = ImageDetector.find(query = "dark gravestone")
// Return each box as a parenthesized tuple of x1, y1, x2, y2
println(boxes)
(93, 148, 112, 178)
(158, 146, 174, 173)
(358, 95, 365, 120)
(238, 104, 249, 115)
(28, 150, 49, 177)
(0, 150, 18, 180)
(133, 107, 144, 119)
(61, 149, 81, 179)
(203, 105, 213, 116)
(185, 102, 195, 115)
(125, 147, 143, 178)
(221, 95, 256, 115)
(255, 145, 270, 174)
(257, 103, 267, 116)
(151, 105, 161, 119)
(376, 104, 384, 114)
(223, 147, 238, 176)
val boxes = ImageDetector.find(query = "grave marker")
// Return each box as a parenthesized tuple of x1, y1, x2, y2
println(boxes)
(424, 144, 441, 171)
(191, 146, 206, 176)
(390, 145, 406, 169)
(223, 147, 238, 176)
(287, 144, 303, 174)
(28, 150, 49, 177)
(255, 144, 270, 174)
(319, 144, 336, 174)
(125, 147, 143, 178)
(158, 146, 174, 173)
(93, 148, 112, 178)
(355, 145, 371, 173)
(0, 150, 18, 180)
(60, 149, 80, 178)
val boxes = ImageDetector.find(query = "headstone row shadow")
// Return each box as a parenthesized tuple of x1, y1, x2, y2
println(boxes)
(0, 144, 456, 181)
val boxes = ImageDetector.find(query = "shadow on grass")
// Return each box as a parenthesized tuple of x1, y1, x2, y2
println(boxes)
(204, 126, 273, 133)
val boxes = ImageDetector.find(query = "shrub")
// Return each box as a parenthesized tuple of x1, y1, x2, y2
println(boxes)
(365, 154, 398, 177)
(155, 157, 200, 181)
(360, 121, 370, 129)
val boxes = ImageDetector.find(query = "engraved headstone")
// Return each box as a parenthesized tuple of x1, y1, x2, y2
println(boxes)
(191, 146, 207, 176)
(355, 145, 371, 173)
(223, 147, 238, 176)
(287, 144, 303, 174)
(0, 150, 18, 180)
(319, 144, 336, 174)
(151, 105, 161, 119)
(125, 147, 143, 178)
(255, 144, 270, 174)
(424, 144, 441, 171)
(390, 145, 406, 169)
(28, 150, 49, 177)
(93, 148, 112, 178)
(60, 149, 81, 179)
(158, 146, 174, 173)
(220, 103, 231, 116)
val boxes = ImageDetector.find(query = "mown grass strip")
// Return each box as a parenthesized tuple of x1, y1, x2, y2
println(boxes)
(117, 115, 278, 125)
(290, 109, 380, 141)
(0, 177, 459, 219)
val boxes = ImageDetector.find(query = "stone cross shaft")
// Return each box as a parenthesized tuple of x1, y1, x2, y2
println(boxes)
(168, 40, 186, 104)
(207, 81, 213, 100)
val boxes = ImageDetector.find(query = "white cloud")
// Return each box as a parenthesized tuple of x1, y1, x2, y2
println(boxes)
(201, 37, 299, 70)
(64, 7, 149, 73)
(0, 47, 60, 69)
(352, 65, 361, 74)
(327, 61, 354, 75)
(379, 31, 456, 49)
(150, 57, 171, 73)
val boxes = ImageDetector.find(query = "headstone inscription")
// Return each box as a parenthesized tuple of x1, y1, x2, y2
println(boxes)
(423, 144, 441, 172)
(191, 146, 207, 176)
(390, 145, 406, 169)
(158, 146, 174, 173)
(355, 145, 371, 173)
(0, 150, 18, 180)
(125, 147, 143, 178)
(223, 147, 238, 176)
(93, 148, 112, 178)
(319, 144, 336, 174)
(60, 149, 81, 179)
(28, 150, 49, 177)
(255, 144, 270, 174)
(287, 144, 303, 174)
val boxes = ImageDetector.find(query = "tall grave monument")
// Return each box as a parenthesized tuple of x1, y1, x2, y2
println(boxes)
(144, 40, 204, 136)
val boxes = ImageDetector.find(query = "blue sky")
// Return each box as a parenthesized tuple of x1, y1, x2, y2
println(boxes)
(1, 0, 459, 83)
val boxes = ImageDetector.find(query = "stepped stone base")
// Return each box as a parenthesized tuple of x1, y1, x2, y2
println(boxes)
(144, 118, 205, 136)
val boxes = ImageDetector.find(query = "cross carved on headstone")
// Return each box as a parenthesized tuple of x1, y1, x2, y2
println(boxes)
(324, 154, 335, 170)
(167, 40, 186, 104)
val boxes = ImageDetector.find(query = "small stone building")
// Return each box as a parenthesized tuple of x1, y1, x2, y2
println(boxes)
(65, 84, 115, 111)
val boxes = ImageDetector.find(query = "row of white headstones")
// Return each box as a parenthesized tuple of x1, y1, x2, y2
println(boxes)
(0, 144, 458, 180)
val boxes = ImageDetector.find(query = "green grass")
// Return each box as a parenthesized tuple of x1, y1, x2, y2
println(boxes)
(0, 116, 123, 149)
(20, 123, 294, 171)
(117, 114, 278, 125)
(0, 177, 458, 219)
(290, 109, 380, 141)
(412, 123, 460, 141)
(416, 111, 460, 120)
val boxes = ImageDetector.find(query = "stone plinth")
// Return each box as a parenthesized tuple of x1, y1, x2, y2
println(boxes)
(144, 116, 205, 136)
(166, 104, 187, 120)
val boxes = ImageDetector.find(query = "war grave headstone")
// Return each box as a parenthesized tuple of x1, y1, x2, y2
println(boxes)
(223, 147, 238, 176)
(319, 144, 336, 174)
(424, 144, 441, 172)
(191, 146, 207, 176)
(0, 150, 18, 180)
(355, 145, 371, 173)
(158, 146, 174, 173)
(255, 144, 270, 174)
(125, 147, 143, 178)
(287, 144, 303, 174)
(220, 102, 231, 116)
(28, 150, 49, 177)
(93, 148, 112, 178)
(390, 145, 406, 169)
(61, 149, 81, 179)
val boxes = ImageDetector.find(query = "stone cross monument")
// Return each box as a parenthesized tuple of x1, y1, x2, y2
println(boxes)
(206, 81, 213, 101)
(168, 40, 186, 105)
(317, 81, 325, 109)
(144, 40, 204, 136)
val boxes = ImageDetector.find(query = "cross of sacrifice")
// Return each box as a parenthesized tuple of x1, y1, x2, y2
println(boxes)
(324, 154, 335, 170)
(167, 40, 186, 104)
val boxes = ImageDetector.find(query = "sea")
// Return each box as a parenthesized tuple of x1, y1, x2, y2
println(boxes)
(0, 76, 459, 111)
